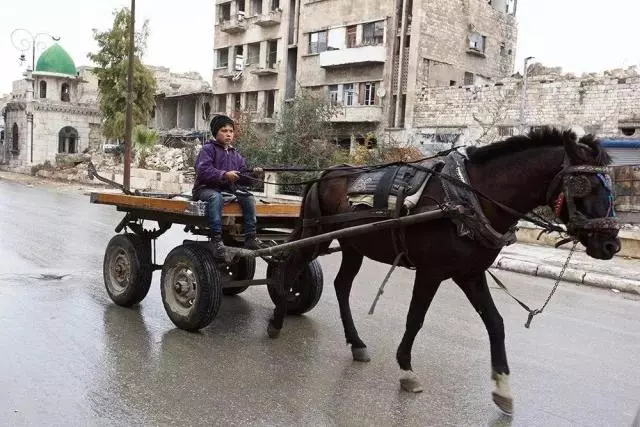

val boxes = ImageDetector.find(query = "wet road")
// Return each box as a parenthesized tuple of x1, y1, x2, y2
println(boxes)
(1, 178, 639, 426)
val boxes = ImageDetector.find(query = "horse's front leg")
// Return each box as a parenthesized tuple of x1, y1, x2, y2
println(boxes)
(453, 273, 513, 415)
(396, 268, 442, 393)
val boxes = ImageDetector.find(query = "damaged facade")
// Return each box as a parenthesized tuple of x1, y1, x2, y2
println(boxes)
(212, 0, 517, 144)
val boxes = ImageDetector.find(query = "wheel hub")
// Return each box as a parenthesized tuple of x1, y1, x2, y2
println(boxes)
(111, 250, 132, 288)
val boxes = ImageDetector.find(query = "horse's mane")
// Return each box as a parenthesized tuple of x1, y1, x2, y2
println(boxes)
(466, 126, 611, 166)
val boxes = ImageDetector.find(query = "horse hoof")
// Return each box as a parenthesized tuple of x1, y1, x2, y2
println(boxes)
(492, 391, 514, 416)
(267, 323, 281, 339)
(399, 371, 424, 393)
(351, 347, 371, 362)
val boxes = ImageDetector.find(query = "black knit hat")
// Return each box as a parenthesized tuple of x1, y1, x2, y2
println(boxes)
(210, 114, 235, 138)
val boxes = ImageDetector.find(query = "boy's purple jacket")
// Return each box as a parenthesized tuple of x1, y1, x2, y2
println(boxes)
(192, 139, 253, 195)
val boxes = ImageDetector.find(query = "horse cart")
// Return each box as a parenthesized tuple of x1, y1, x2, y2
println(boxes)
(90, 191, 326, 332)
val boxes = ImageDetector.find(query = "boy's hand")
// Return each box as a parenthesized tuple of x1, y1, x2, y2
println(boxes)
(225, 171, 240, 183)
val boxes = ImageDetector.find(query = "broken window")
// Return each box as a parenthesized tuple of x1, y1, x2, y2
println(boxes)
(498, 126, 514, 137)
(58, 126, 78, 154)
(343, 84, 355, 106)
(271, 0, 280, 10)
(218, 2, 231, 22)
(468, 32, 486, 52)
(234, 45, 244, 70)
(246, 92, 258, 112)
(61, 83, 70, 102)
(346, 25, 357, 48)
(11, 123, 19, 153)
(308, 31, 328, 54)
(362, 21, 384, 46)
(217, 48, 229, 68)
(265, 90, 276, 118)
(267, 39, 278, 68)
(464, 72, 475, 85)
(234, 93, 242, 111)
(247, 43, 260, 65)
(237, 0, 245, 13)
(39, 80, 47, 99)
(217, 94, 227, 113)
(328, 85, 339, 106)
(252, 0, 262, 14)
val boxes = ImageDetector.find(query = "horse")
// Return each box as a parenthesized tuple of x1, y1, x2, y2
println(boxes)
(266, 127, 620, 414)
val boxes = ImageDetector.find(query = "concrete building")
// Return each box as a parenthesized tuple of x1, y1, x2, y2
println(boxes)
(2, 44, 102, 167)
(211, 0, 517, 144)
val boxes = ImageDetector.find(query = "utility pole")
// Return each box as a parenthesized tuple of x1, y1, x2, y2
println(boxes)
(123, 0, 136, 191)
(519, 55, 534, 135)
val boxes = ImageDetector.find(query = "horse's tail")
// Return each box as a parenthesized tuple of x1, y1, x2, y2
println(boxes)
(288, 180, 319, 242)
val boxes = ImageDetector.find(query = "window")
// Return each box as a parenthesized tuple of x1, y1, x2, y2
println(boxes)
(61, 83, 70, 102)
(234, 45, 244, 70)
(265, 90, 276, 118)
(247, 43, 260, 65)
(267, 39, 278, 68)
(362, 82, 376, 106)
(343, 84, 355, 106)
(362, 21, 384, 46)
(346, 25, 357, 48)
(58, 126, 78, 154)
(234, 93, 242, 111)
(218, 2, 231, 22)
(216, 48, 229, 68)
(328, 85, 339, 106)
(11, 123, 19, 153)
(500, 42, 506, 56)
(252, 0, 262, 14)
(498, 126, 514, 137)
(464, 72, 474, 85)
(246, 92, 258, 112)
(621, 127, 636, 136)
(271, 0, 280, 10)
(468, 32, 486, 52)
(217, 94, 227, 113)
(39, 80, 47, 99)
(308, 31, 328, 54)
(237, 0, 245, 13)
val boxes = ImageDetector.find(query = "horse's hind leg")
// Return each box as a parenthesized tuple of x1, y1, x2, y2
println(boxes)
(334, 243, 369, 361)
(396, 268, 442, 393)
(453, 273, 513, 415)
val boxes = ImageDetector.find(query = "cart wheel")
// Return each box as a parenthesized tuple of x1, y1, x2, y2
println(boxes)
(160, 244, 221, 332)
(222, 257, 256, 296)
(103, 234, 153, 307)
(267, 259, 323, 315)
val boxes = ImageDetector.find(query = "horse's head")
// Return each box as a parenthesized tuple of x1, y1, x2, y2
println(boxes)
(546, 130, 620, 260)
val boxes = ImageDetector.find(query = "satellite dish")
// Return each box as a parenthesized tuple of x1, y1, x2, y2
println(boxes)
(376, 87, 386, 98)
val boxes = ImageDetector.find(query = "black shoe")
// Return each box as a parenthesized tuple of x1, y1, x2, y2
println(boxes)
(211, 234, 226, 257)
(244, 235, 261, 250)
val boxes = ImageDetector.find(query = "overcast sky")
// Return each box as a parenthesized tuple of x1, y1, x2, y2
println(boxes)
(1, 0, 639, 94)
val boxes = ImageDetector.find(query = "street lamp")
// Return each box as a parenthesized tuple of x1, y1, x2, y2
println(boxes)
(519, 55, 534, 134)
(10, 28, 60, 73)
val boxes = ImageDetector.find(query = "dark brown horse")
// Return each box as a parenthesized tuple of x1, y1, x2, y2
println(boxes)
(267, 127, 620, 414)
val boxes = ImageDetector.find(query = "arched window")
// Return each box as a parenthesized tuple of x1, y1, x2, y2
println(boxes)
(12, 123, 19, 153)
(39, 80, 47, 99)
(58, 126, 79, 153)
(61, 83, 70, 102)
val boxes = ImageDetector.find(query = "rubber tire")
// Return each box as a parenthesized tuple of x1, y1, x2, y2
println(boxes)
(160, 244, 222, 332)
(103, 234, 153, 307)
(267, 259, 324, 315)
(222, 257, 256, 296)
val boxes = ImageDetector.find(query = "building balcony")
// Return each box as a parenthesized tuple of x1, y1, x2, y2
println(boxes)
(255, 9, 282, 27)
(218, 16, 247, 33)
(319, 45, 386, 69)
(250, 64, 278, 76)
(330, 105, 383, 123)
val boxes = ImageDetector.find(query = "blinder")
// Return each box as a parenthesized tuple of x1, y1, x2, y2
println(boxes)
(547, 164, 620, 234)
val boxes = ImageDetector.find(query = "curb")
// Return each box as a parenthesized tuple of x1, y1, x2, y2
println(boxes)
(491, 256, 640, 296)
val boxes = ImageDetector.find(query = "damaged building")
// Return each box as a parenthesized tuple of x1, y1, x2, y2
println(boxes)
(211, 0, 517, 146)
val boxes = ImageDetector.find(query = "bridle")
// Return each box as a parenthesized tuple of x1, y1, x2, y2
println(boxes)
(546, 156, 620, 236)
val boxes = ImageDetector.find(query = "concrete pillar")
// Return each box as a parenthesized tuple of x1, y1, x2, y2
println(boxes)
(259, 41, 268, 68)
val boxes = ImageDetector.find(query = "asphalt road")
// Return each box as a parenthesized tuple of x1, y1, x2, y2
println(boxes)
(1, 178, 639, 426)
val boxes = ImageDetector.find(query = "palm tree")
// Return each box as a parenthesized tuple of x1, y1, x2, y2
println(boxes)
(133, 125, 159, 168)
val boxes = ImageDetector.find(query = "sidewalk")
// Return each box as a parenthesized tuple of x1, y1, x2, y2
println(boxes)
(492, 242, 640, 295)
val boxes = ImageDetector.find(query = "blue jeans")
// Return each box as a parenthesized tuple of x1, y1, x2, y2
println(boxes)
(196, 189, 257, 236)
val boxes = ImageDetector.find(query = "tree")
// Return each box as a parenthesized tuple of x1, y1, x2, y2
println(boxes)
(133, 125, 159, 168)
(88, 7, 157, 141)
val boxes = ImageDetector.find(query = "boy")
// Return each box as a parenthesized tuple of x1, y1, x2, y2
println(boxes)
(193, 114, 263, 256)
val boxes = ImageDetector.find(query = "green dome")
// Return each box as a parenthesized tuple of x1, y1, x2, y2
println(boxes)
(35, 44, 77, 77)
